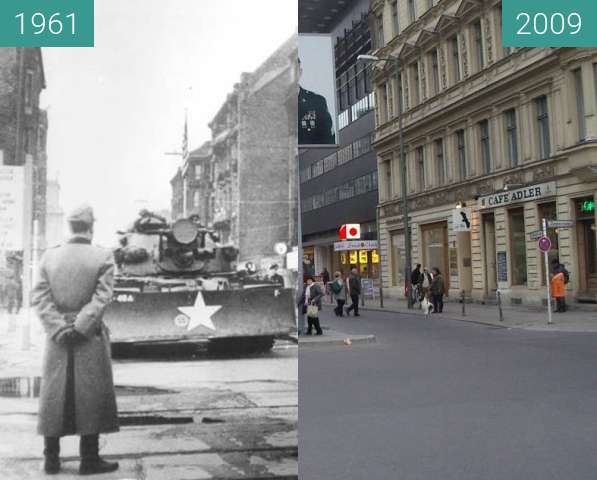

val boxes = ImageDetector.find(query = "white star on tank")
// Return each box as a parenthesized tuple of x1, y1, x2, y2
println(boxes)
(177, 292, 222, 332)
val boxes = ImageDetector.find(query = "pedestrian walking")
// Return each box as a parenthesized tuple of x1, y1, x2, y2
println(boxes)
(420, 267, 433, 302)
(330, 271, 347, 316)
(30, 205, 119, 475)
(345, 267, 361, 317)
(430, 267, 445, 314)
(411, 264, 422, 305)
(300, 276, 323, 335)
(551, 266, 567, 313)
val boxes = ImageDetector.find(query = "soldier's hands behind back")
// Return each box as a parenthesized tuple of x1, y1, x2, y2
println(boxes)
(55, 326, 86, 346)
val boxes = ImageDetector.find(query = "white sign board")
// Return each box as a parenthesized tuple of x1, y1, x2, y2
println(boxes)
(334, 240, 378, 252)
(452, 207, 472, 232)
(477, 182, 556, 209)
(547, 220, 574, 229)
(0, 166, 25, 251)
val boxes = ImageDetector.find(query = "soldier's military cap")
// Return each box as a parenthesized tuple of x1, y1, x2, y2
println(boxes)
(67, 204, 95, 225)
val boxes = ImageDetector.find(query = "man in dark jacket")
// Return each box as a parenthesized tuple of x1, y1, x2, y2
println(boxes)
(31, 205, 119, 475)
(345, 267, 362, 317)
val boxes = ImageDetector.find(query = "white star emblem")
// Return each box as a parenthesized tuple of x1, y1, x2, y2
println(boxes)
(177, 292, 222, 332)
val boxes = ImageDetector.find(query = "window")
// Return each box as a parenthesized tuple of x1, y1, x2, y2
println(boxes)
(416, 146, 425, 191)
(337, 144, 353, 165)
(412, 63, 420, 105)
(431, 49, 440, 95)
(473, 20, 484, 71)
(391, 1, 399, 37)
(353, 135, 371, 158)
(505, 109, 518, 167)
(435, 139, 445, 185)
(377, 16, 384, 47)
(193, 191, 200, 208)
(24, 71, 33, 107)
(535, 95, 550, 160)
(450, 36, 461, 83)
(300, 167, 312, 183)
(397, 73, 404, 113)
(380, 83, 388, 122)
(323, 152, 337, 172)
(194, 165, 202, 180)
(384, 160, 393, 198)
(338, 110, 349, 130)
(408, 0, 416, 23)
(509, 208, 527, 286)
(456, 129, 466, 180)
(574, 68, 586, 141)
(387, 81, 394, 119)
(479, 119, 491, 174)
(312, 193, 325, 209)
(312, 159, 324, 177)
(339, 180, 355, 200)
(325, 187, 338, 205)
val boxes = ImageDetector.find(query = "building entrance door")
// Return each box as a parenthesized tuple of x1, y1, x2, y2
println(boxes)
(421, 222, 449, 292)
(577, 218, 597, 294)
(483, 213, 497, 294)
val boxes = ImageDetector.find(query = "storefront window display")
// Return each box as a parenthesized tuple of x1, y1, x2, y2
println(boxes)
(303, 247, 316, 278)
(421, 222, 448, 290)
(576, 197, 597, 292)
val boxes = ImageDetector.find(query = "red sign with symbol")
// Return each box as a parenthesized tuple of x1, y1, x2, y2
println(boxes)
(339, 224, 361, 240)
(538, 236, 551, 253)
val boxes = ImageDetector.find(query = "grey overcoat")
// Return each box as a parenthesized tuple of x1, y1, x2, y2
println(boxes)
(31, 237, 119, 437)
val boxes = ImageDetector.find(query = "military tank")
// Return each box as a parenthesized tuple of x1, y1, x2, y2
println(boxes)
(103, 210, 295, 355)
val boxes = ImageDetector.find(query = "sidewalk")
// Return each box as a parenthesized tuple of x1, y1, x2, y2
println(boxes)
(323, 296, 597, 332)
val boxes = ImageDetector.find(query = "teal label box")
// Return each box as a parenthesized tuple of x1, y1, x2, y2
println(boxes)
(0, 0, 94, 47)
(502, 0, 597, 47)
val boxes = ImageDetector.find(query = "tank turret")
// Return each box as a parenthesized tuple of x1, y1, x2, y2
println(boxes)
(114, 211, 238, 277)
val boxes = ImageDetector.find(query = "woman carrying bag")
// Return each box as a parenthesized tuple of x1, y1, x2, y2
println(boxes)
(301, 276, 323, 335)
(330, 271, 347, 317)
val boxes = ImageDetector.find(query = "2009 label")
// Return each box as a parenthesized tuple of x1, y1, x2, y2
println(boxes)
(516, 12, 582, 36)
(502, 0, 597, 47)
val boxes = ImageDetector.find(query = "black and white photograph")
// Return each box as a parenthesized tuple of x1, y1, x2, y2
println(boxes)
(0, 1, 298, 478)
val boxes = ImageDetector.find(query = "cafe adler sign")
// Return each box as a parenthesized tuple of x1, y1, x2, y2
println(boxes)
(477, 181, 556, 209)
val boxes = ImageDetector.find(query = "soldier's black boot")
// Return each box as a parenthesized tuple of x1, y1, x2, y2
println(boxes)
(79, 435, 119, 475)
(43, 437, 60, 474)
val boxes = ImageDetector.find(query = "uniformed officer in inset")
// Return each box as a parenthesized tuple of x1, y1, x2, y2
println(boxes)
(31, 204, 119, 475)
(298, 57, 336, 145)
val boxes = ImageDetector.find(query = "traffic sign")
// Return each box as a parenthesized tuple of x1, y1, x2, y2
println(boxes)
(547, 220, 574, 229)
(538, 236, 551, 252)
(528, 230, 543, 241)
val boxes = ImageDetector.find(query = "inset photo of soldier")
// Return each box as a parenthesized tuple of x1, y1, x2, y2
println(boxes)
(298, 35, 338, 146)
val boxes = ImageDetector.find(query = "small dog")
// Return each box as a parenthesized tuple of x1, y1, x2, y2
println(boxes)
(420, 296, 433, 318)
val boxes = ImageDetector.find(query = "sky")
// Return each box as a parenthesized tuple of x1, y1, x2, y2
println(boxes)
(42, 0, 297, 246)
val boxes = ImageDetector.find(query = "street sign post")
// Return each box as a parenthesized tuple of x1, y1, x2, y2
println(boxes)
(541, 219, 552, 325)
(528, 229, 543, 241)
(547, 220, 574, 229)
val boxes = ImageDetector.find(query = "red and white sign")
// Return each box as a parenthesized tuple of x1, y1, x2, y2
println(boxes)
(339, 224, 361, 240)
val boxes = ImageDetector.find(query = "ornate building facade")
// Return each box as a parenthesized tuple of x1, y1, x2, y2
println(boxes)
(370, 0, 597, 305)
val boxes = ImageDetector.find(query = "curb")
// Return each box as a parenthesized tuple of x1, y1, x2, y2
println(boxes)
(299, 334, 377, 347)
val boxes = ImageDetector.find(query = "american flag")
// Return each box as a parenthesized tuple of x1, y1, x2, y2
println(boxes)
(182, 112, 189, 160)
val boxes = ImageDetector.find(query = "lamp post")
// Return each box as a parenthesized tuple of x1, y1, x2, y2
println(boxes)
(358, 54, 413, 308)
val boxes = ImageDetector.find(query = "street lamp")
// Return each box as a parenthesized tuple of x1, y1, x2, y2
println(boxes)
(358, 53, 413, 309)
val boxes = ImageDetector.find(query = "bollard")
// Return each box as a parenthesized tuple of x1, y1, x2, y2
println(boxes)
(496, 290, 504, 322)
(461, 290, 466, 317)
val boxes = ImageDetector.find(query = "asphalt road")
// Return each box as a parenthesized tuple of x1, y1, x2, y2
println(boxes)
(299, 307, 597, 480)
(0, 328, 297, 480)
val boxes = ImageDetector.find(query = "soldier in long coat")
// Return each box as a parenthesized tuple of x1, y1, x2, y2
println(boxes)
(31, 205, 119, 475)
